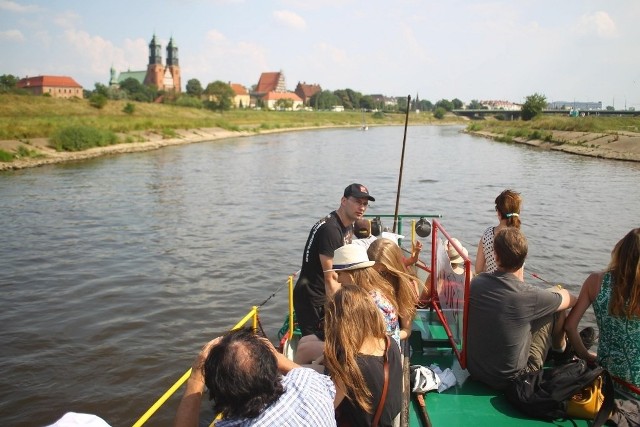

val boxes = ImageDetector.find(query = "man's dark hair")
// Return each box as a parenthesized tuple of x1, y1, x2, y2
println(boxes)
(494, 227, 528, 271)
(203, 328, 284, 419)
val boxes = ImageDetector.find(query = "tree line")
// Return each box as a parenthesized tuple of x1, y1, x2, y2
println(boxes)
(1, 73, 573, 121)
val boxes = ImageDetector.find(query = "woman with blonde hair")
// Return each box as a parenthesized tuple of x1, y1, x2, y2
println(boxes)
(475, 189, 522, 274)
(325, 284, 402, 426)
(367, 238, 420, 340)
(565, 228, 640, 398)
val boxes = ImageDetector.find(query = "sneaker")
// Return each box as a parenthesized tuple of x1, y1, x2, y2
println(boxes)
(546, 327, 598, 366)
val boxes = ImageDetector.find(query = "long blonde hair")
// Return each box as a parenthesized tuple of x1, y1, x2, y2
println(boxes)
(341, 266, 397, 313)
(324, 284, 387, 413)
(607, 228, 640, 318)
(367, 238, 418, 321)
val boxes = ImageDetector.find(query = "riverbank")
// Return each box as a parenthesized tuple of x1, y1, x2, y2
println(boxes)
(466, 129, 640, 162)
(4, 125, 640, 171)
(0, 127, 281, 171)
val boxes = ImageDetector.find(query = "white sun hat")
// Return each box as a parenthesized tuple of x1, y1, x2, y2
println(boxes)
(325, 243, 375, 272)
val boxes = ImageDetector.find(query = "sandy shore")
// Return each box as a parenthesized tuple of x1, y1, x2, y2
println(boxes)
(467, 129, 640, 162)
(2, 126, 640, 171)
(0, 127, 302, 171)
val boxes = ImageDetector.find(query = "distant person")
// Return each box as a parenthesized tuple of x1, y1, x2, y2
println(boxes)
(325, 284, 403, 426)
(475, 189, 522, 274)
(293, 183, 375, 338)
(351, 218, 378, 250)
(446, 238, 472, 279)
(424, 238, 471, 305)
(467, 227, 577, 390)
(173, 328, 338, 427)
(564, 228, 640, 399)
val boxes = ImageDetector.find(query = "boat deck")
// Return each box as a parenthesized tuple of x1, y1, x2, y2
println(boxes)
(408, 315, 591, 427)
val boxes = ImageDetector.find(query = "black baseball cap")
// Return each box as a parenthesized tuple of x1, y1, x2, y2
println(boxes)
(344, 183, 375, 201)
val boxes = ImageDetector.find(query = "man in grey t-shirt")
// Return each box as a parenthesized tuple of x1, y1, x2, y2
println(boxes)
(466, 228, 577, 390)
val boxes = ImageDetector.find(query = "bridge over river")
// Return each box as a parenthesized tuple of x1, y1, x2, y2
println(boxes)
(452, 109, 639, 119)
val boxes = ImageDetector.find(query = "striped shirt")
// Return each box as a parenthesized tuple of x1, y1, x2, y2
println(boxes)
(215, 367, 337, 427)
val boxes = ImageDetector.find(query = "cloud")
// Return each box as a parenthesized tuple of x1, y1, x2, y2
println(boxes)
(184, 31, 270, 87)
(273, 10, 306, 30)
(53, 11, 82, 29)
(575, 11, 617, 38)
(206, 30, 226, 42)
(0, 29, 25, 42)
(0, 0, 41, 13)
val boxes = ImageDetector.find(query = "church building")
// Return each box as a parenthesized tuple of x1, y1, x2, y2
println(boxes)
(110, 34, 181, 92)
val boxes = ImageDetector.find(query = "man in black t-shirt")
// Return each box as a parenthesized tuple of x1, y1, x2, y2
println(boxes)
(293, 183, 375, 337)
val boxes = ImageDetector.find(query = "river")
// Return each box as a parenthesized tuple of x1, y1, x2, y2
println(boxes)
(1, 125, 639, 427)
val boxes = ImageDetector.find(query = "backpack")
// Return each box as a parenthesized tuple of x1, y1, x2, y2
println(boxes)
(505, 359, 615, 426)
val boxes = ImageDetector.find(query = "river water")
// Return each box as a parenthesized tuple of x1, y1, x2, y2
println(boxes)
(1, 125, 639, 427)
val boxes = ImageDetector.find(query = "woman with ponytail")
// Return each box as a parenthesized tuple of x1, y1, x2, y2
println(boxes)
(475, 189, 522, 274)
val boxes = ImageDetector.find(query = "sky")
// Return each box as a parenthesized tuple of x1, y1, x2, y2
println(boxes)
(1, 0, 639, 108)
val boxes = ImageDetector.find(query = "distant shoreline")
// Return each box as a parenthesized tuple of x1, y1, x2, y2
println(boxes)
(2, 124, 640, 171)
(0, 126, 342, 171)
(465, 129, 640, 163)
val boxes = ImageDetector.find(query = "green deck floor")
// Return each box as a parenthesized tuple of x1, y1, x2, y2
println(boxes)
(407, 331, 592, 427)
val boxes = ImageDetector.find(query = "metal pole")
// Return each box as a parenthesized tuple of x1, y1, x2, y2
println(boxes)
(393, 94, 411, 233)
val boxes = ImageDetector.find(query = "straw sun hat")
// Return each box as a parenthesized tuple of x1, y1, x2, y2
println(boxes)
(447, 238, 468, 264)
(325, 244, 375, 272)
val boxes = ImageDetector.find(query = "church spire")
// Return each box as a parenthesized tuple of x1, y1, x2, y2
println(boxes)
(148, 34, 162, 65)
(166, 37, 179, 66)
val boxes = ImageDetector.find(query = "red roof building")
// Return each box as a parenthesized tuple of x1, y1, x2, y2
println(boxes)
(255, 71, 286, 94)
(294, 82, 322, 106)
(230, 83, 250, 108)
(17, 75, 83, 98)
(262, 91, 303, 110)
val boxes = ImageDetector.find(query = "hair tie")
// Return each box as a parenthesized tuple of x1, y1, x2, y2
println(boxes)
(505, 213, 519, 218)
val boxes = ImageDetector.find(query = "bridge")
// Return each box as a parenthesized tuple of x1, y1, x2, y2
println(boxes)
(452, 109, 639, 119)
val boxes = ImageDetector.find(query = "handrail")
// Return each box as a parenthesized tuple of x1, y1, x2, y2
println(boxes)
(131, 306, 259, 427)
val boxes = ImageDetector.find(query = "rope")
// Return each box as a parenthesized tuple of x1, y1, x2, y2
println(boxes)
(255, 270, 300, 308)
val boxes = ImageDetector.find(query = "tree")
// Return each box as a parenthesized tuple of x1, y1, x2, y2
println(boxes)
(521, 93, 547, 121)
(359, 95, 375, 110)
(417, 99, 434, 111)
(468, 99, 484, 109)
(204, 80, 234, 111)
(0, 74, 19, 92)
(122, 102, 135, 115)
(452, 98, 464, 109)
(89, 93, 107, 109)
(275, 98, 293, 110)
(433, 107, 446, 119)
(93, 83, 109, 97)
(435, 99, 454, 112)
(310, 90, 339, 110)
(185, 78, 203, 97)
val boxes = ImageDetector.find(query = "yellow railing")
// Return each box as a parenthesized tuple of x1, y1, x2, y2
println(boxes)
(131, 306, 259, 427)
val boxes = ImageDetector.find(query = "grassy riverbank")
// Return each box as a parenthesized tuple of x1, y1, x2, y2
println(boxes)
(0, 94, 469, 169)
(465, 115, 640, 162)
(0, 94, 457, 140)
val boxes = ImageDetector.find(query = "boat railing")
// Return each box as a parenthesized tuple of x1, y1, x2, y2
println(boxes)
(131, 306, 260, 427)
(365, 215, 470, 367)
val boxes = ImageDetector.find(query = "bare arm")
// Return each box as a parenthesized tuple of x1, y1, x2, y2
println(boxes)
(475, 237, 486, 274)
(565, 273, 601, 363)
(174, 338, 221, 427)
(551, 286, 578, 311)
(399, 316, 412, 340)
(403, 240, 423, 266)
(321, 254, 340, 298)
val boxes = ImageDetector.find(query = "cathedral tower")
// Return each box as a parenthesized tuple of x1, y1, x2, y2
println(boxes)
(164, 37, 181, 92)
(144, 34, 164, 89)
